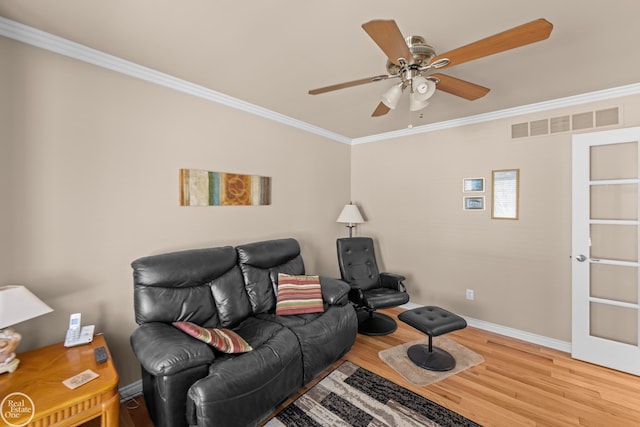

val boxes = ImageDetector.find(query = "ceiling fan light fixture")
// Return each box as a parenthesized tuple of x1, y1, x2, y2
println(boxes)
(409, 93, 430, 112)
(412, 76, 436, 100)
(381, 84, 402, 109)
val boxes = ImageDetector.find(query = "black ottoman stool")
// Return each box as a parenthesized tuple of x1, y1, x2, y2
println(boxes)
(398, 306, 467, 371)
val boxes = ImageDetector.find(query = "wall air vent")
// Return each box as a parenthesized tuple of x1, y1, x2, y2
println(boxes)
(595, 107, 619, 127)
(550, 115, 570, 133)
(511, 107, 619, 139)
(530, 119, 549, 136)
(511, 122, 529, 139)
(572, 112, 593, 130)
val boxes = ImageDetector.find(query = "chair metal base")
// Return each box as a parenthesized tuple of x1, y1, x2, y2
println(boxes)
(356, 311, 398, 336)
(406, 343, 456, 371)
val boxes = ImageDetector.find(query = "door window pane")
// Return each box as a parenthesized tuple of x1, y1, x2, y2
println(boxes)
(590, 224, 638, 262)
(590, 302, 637, 345)
(590, 184, 637, 221)
(590, 263, 638, 304)
(590, 142, 637, 180)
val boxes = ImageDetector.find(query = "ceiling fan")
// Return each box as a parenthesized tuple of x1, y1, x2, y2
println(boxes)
(309, 18, 553, 117)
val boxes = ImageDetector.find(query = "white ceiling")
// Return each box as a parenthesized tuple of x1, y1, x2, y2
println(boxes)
(1, 0, 640, 140)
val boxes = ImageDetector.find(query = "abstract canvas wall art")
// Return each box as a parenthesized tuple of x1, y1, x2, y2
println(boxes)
(179, 169, 271, 206)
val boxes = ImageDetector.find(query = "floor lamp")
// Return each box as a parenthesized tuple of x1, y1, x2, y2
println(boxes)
(336, 203, 365, 238)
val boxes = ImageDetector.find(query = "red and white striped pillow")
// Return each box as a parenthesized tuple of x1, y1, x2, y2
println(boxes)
(275, 273, 324, 316)
(172, 321, 252, 353)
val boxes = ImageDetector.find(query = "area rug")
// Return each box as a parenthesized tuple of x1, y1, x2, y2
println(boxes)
(379, 336, 484, 387)
(265, 361, 481, 426)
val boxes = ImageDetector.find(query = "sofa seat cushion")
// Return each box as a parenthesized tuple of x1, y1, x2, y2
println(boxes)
(230, 316, 289, 349)
(254, 312, 324, 329)
(188, 325, 303, 427)
(362, 287, 410, 309)
(257, 305, 358, 384)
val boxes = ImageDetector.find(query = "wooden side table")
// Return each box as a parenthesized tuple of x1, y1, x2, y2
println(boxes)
(0, 334, 119, 427)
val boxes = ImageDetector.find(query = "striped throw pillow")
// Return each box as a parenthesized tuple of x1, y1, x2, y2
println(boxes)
(172, 321, 252, 353)
(275, 273, 324, 316)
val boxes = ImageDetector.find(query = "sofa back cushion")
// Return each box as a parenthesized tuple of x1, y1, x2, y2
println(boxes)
(236, 238, 305, 314)
(132, 246, 252, 328)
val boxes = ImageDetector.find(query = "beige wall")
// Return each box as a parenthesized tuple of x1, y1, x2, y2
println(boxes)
(0, 46, 10, 281)
(4, 31, 640, 388)
(0, 37, 350, 386)
(351, 95, 640, 341)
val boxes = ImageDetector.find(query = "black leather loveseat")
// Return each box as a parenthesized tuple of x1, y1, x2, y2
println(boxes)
(130, 238, 358, 427)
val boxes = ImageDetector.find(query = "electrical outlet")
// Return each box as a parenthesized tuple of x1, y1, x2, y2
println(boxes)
(466, 289, 474, 300)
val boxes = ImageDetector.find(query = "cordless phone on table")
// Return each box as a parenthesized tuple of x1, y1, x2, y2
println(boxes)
(64, 313, 95, 347)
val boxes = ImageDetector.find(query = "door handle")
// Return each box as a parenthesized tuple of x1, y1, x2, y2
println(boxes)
(575, 254, 587, 262)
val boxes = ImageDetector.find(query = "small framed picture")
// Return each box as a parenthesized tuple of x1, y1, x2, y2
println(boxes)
(463, 196, 485, 211)
(463, 177, 485, 192)
(492, 169, 519, 220)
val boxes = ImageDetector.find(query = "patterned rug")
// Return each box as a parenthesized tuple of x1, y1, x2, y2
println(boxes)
(265, 361, 481, 427)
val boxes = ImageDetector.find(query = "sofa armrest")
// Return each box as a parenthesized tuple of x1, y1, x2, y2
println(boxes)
(380, 272, 407, 292)
(130, 322, 215, 376)
(319, 276, 351, 305)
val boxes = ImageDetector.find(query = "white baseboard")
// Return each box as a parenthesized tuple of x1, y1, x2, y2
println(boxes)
(400, 302, 572, 353)
(463, 316, 572, 353)
(117, 304, 572, 401)
(119, 379, 142, 402)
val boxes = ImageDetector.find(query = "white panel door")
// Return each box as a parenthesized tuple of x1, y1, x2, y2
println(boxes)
(572, 127, 640, 375)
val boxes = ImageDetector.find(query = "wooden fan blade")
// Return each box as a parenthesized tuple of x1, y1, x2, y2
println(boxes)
(372, 102, 390, 117)
(362, 19, 414, 65)
(431, 73, 490, 100)
(309, 75, 390, 95)
(432, 18, 553, 68)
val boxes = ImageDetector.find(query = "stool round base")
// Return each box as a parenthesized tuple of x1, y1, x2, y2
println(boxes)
(357, 311, 398, 336)
(407, 344, 456, 371)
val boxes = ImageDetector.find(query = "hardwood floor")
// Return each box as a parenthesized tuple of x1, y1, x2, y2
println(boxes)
(122, 307, 640, 426)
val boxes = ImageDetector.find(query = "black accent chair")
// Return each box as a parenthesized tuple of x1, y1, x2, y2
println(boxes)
(337, 237, 410, 335)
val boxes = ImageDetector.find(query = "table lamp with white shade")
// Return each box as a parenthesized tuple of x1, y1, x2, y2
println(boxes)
(336, 202, 365, 238)
(0, 285, 53, 374)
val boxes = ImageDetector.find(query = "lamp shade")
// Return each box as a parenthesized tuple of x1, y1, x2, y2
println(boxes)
(380, 84, 402, 109)
(0, 285, 53, 329)
(336, 204, 364, 225)
(412, 76, 436, 100)
(409, 95, 430, 112)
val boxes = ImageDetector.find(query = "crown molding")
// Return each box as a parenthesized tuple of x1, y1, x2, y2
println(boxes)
(2, 16, 639, 147)
(0, 16, 351, 145)
(353, 82, 640, 144)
